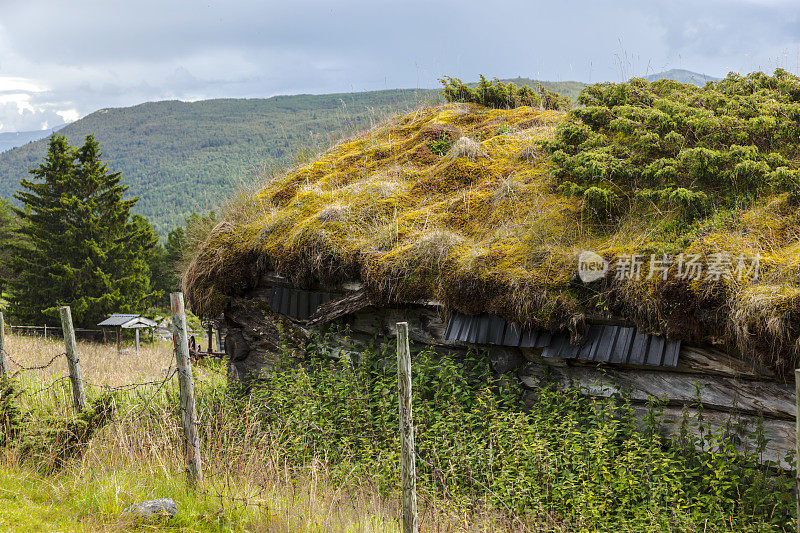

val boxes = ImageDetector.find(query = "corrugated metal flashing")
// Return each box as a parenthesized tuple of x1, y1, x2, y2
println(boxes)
(268, 286, 334, 320)
(444, 312, 680, 367)
(444, 313, 551, 348)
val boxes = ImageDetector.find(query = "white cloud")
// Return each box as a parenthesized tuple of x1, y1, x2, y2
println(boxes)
(56, 109, 79, 124)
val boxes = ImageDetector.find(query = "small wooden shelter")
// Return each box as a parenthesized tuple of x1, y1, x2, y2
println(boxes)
(97, 314, 157, 353)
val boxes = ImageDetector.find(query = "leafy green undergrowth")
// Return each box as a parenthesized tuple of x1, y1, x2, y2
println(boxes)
(16, 392, 116, 471)
(216, 332, 795, 532)
(1, 333, 795, 531)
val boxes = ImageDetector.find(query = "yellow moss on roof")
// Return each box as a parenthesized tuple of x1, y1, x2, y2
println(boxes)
(184, 103, 800, 373)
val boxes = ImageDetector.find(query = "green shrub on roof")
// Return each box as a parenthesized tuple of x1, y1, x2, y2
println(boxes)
(545, 69, 800, 208)
(440, 75, 571, 111)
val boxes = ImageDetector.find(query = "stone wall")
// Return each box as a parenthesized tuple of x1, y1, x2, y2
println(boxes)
(222, 282, 796, 468)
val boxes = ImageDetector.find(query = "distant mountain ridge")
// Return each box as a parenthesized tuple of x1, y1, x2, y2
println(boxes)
(0, 82, 580, 237)
(0, 90, 443, 236)
(645, 68, 720, 85)
(0, 124, 68, 153)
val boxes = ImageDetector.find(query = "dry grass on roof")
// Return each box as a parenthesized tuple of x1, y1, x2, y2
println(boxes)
(184, 102, 800, 375)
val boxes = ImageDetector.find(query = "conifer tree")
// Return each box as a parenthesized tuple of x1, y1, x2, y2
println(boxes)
(9, 134, 157, 327)
(0, 198, 28, 298)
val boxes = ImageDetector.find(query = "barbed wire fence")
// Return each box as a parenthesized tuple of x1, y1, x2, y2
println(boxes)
(0, 309, 179, 401)
(0, 320, 204, 344)
(0, 301, 529, 532)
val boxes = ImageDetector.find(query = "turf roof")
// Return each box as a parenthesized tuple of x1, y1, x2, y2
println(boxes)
(185, 76, 800, 375)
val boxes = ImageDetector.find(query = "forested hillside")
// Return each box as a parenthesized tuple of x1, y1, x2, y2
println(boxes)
(0, 90, 440, 235)
(0, 79, 596, 236)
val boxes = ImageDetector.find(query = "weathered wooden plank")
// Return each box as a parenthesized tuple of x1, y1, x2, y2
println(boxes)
(675, 344, 777, 381)
(647, 335, 666, 366)
(487, 315, 506, 345)
(519, 328, 537, 348)
(269, 287, 280, 310)
(307, 290, 371, 327)
(594, 326, 616, 363)
(633, 406, 794, 469)
(610, 327, 634, 364)
(629, 331, 650, 366)
(279, 287, 290, 315)
(519, 362, 795, 419)
(503, 322, 521, 346)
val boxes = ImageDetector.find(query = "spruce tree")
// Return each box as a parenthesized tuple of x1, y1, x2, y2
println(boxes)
(0, 198, 28, 298)
(10, 134, 157, 327)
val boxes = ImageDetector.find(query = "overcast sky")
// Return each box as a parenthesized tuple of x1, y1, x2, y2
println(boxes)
(0, 0, 798, 132)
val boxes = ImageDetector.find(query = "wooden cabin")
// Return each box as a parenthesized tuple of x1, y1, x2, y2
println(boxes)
(181, 92, 800, 469)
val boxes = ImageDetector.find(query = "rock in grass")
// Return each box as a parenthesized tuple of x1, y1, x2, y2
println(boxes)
(125, 498, 177, 519)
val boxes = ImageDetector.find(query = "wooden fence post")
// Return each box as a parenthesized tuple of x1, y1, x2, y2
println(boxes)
(795, 368, 800, 533)
(59, 306, 87, 413)
(0, 312, 7, 379)
(171, 292, 203, 488)
(396, 322, 418, 533)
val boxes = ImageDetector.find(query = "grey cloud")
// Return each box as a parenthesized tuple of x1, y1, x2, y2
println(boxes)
(0, 0, 798, 132)
(649, 0, 800, 60)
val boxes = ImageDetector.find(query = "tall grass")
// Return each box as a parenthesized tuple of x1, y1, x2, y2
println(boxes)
(0, 331, 795, 532)
(0, 334, 522, 531)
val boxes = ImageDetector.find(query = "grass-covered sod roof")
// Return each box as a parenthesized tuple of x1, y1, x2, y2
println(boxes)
(185, 71, 800, 375)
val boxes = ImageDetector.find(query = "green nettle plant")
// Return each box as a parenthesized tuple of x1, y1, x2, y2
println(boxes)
(198, 329, 794, 531)
(9, 134, 158, 327)
(543, 69, 800, 224)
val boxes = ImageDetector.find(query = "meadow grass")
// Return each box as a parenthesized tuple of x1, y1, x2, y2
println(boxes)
(0, 334, 530, 532)
(0, 330, 795, 531)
